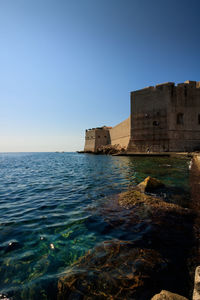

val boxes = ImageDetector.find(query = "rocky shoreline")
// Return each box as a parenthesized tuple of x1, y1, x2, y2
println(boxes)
(57, 156, 200, 299)
(78, 144, 126, 155)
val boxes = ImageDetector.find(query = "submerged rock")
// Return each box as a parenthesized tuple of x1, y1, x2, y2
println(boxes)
(118, 177, 191, 217)
(118, 188, 187, 214)
(151, 290, 188, 300)
(137, 176, 165, 193)
(57, 240, 167, 300)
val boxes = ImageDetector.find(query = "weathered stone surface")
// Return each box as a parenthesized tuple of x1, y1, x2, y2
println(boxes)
(127, 81, 200, 152)
(118, 187, 187, 214)
(109, 117, 130, 149)
(137, 176, 165, 193)
(84, 127, 111, 153)
(193, 266, 200, 300)
(84, 118, 130, 153)
(151, 290, 188, 300)
(118, 177, 192, 219)
(57, 240, 167, 300)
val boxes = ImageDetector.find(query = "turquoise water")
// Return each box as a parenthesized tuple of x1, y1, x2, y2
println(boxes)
(0, 153, 190, 299)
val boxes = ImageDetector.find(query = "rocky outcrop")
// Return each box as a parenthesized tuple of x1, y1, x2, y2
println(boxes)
(118, 180, 188, 215)
(57, 176, 195, 299)
(137, 176, 165, 193)
(96, 144, 126, 155)
(151, 290, 188, 300)
(79, 144, 126, 155)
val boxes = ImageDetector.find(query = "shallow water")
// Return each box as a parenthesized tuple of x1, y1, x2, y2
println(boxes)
(0, 153, 190, 299)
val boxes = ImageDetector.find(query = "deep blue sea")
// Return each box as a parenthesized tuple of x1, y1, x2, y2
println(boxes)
(0, 153, 190, 299)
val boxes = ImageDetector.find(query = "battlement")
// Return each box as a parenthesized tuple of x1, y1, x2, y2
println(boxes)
(132, 80, 200, 94)
(184, 80, 196, 87)
(86, 126, 112, 132)
(156, 82, 174, 89)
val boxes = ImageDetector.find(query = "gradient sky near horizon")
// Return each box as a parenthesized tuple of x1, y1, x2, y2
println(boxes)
(1, 0, 200, 151)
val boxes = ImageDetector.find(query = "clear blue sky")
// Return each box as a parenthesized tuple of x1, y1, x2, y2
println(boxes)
(1, 0, 200, 151)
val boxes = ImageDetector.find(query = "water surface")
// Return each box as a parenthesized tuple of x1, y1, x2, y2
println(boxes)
(0, 153, 190, 299)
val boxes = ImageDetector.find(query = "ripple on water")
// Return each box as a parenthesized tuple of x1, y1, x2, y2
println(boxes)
(0, 153, 190, 299)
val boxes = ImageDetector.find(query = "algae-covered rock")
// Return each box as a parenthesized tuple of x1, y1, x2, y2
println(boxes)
(57, 240, 166, 300)
(118, 188, 185, 212)
(118, 176, 191, 216)
(137, 176, 165, 193)
(151, 290, 188, 300)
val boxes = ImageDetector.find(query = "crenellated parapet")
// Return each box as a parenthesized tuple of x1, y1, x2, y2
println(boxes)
(134, 80, 200, 93)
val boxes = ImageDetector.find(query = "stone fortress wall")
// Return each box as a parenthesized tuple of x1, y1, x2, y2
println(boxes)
(127, 80, 200, 152)
(84, 80, 200, 153)
(168, 81, 200, 152)
(109, 117, 130, 148)
(84, 127, 111, 152)
(84, 118, 130, 152)
(84, 128, 96, 152)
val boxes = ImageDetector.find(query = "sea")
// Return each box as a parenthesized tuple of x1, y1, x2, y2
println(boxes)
(0, 152, 191, 299)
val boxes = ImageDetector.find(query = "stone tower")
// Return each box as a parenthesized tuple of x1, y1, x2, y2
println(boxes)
(127, 80, 200, 152)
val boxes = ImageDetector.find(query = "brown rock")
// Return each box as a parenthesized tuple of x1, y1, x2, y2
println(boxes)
(193, 266, 200, 300)
(118, 188, 185, 212)
(57, 240, 166, 300)
(151, 290, 188, 300)
(96, 144, 126, 155)
(137, 176, 165, 193)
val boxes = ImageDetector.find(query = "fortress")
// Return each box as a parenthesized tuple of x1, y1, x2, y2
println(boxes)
(84, 80, 200, 153)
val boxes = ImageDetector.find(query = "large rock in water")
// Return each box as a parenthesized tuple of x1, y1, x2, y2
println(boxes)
(137, 176, 165, 193)
(118, 188, 187, 214)
(151, 290, 188, 300)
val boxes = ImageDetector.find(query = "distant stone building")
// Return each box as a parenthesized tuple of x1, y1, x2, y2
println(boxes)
(84, 80, 200, 153)
(84, 126, 111, 152)
(84, 118, 130, 152)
